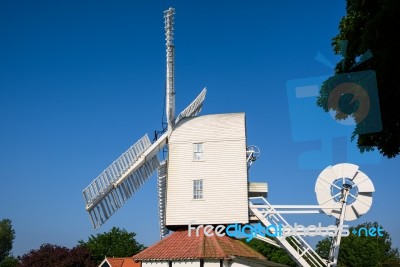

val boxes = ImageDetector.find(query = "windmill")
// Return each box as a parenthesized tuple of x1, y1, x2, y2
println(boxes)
(82, 7, 264, 237)
(82, 8, 375, 267)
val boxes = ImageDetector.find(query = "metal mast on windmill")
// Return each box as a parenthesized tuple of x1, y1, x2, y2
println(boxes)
(165, 7, 175, 132)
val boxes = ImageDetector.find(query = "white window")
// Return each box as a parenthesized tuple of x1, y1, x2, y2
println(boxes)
(193, 179, 203, 199)
(193, 143, 203, 161)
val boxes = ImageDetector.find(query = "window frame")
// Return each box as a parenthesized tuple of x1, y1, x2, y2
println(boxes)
(193, 179, 203, 200)
(193, 143, 203, 161)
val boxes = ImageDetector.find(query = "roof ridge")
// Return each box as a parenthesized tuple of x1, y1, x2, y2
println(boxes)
(199, 227, 205, 258)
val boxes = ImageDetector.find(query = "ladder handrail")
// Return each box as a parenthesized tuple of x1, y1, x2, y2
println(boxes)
(249, 197, 328, 267)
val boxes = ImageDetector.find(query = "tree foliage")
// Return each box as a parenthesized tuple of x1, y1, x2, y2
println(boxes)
(316, 222, 400, 267)
(317, 0, 400, 158)
(0, 257, 18, 267)
(315, 237, 331, 261)
(17, 244, 96, 267)
(0, 219, 16, 267)
(244, 239, 296, 267)
(78, 227, 145, 264)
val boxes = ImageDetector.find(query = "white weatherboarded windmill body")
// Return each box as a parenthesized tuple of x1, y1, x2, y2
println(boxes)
(82, 7, 266, 237)
(167, 113, 249, 226)
(83, 8, 375, 267)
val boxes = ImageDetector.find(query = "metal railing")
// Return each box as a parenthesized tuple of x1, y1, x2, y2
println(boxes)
(249, 197, 328, 267)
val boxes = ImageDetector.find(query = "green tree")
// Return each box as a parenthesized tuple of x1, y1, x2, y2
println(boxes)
(317, 0, 400, 158)
(316, 222, 400, 267)
(0, 219, 17, 267)
(243, 239, 296, 267)
(78, 227, 145, 264)
(315, 237, 331, 260)
(0, 257, 18, 267)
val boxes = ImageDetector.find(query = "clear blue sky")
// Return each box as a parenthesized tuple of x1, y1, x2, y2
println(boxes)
(1, 0, 399, 257)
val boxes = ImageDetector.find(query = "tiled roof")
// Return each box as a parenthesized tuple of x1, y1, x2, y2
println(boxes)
(133, 229, 266, 261)
(100, 257, 140, 267)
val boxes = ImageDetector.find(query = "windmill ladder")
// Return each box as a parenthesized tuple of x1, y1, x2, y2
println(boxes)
(249, 197, 328, 267)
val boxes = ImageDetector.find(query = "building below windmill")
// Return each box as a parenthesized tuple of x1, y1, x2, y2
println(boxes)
(99, 257, 140, 267)
(131, 229, 288, 267)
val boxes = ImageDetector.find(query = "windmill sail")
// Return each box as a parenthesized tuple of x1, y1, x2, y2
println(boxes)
(83, 133, 168, 229)
(175, 88, 207, 124)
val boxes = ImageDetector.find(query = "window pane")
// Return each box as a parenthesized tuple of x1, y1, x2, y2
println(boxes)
(193, 143, 203, 160)
(194, 152, 202, 161)
(193, 180, 203, 199)
(194, 143, 202, 152)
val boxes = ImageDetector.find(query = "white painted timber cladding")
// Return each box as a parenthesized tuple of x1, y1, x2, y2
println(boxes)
(142, 261, 200, 267)
(170, 261, 198, 266)
(230, 261, 263, 267)
(166, 113, 248, 226)
(142, 262, 169, 267)
(203, 261, 221, 267)
(141, 260, 252, 267)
